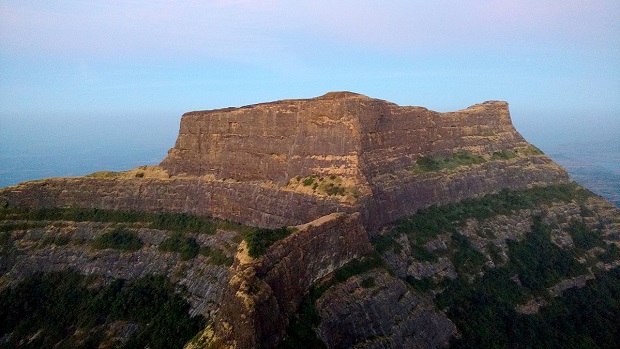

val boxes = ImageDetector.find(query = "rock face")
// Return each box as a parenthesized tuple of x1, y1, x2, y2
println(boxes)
(213, 213, 373, 348)
(161, 92, 522, 183)
(0, 92, 568, 231)
(0, 178, 350, 228)
(316, 270, 456, 348)
(0, 220, 237, 318)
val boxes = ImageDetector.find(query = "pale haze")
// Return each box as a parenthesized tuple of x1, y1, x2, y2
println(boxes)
(1, 1, 619, 201)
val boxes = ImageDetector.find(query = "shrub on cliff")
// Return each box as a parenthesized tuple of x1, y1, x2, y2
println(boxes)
(92, 227, 143, 251)
(158, 234, 200, 260)
(244, 227, 293, 258)
(0, 271, 205, 349)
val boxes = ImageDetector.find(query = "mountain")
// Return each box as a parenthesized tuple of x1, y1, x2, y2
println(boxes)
(1, 92, 618, 348)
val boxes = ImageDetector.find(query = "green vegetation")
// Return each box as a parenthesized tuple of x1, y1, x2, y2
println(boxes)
(312, 253, 385, 298)
(280, 253, 384, 349)
(599, 244, 620, 263)
(0, 208, 218, 234)
(0, 231, 14, 256)
(507, 216, 586, 294)
(412, 151, 486, 173)
(40, 235, 70, 247)
(450, 232, 487, 275)
(159, 233, 200, 260)
(360, 276, 376, 288)
(392, 184, 591, 238)
(243, 226, 293, 258)
(517, 145, 544, 156)
(0, 221, 47, 232)
(91, 227, 143, 251)
(278, 296, 327, 349)
(324, 183, 346, 196)
(405, 276, 437, 292)
(376, 184, 593, 265)
(411, 146, 546, 174)
(208, 247, 234, 266)
(437, 268, 620, 349)
(431, 215, 610, 348)
(85, 171, 122, 178)
(566, 218, 604, 251)
(302, 174, 317, 186)
(294, 174, 358, 197)
(0, 270, 205, 349)
(491, 149, 517, 160)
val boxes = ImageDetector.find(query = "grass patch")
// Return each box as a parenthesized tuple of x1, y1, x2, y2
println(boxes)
(516, 145, 544, 156)
(412, 151, 486, 173)
(85, 171, 122, 178)
(292, 174, 358, 197)
(302, 175, 317, 186)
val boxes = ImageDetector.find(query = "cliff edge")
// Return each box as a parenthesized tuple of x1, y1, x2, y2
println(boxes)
(0, 92, 568, 231)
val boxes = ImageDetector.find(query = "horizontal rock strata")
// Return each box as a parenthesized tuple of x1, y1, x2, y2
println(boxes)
(0, 92, 568, 230)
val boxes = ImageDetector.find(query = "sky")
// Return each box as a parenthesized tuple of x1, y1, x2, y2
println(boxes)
(0, 1, 619, 143)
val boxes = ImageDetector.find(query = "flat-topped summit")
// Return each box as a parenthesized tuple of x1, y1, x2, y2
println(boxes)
(316, 91, 369, 99)
(160, 92, 526, 186)
(1, 92, 568, 229)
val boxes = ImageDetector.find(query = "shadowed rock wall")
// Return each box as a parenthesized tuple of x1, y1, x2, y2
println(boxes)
(0, 178, 353, 228)
(213, 213, 372, 348)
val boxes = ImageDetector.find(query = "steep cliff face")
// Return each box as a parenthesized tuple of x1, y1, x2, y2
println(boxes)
(160, 94, 525, 184)
(0, 177, 351, 228)
(0, 92, 568, 230)
(210, 213, 372, 348)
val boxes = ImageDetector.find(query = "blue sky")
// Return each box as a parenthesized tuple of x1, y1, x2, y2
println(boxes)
(1, 1, 619, 129)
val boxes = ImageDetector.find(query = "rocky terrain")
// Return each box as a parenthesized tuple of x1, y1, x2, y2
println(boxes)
(1, 92, 619, 348)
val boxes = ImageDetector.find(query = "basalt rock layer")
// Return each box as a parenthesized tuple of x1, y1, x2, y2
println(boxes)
(2, 92, 596, 349)
(0, 92, 567, 230)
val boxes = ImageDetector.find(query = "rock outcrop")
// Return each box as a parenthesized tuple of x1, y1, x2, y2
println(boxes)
(316, 270, 456, 348)
(211, 213, 372, 348)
